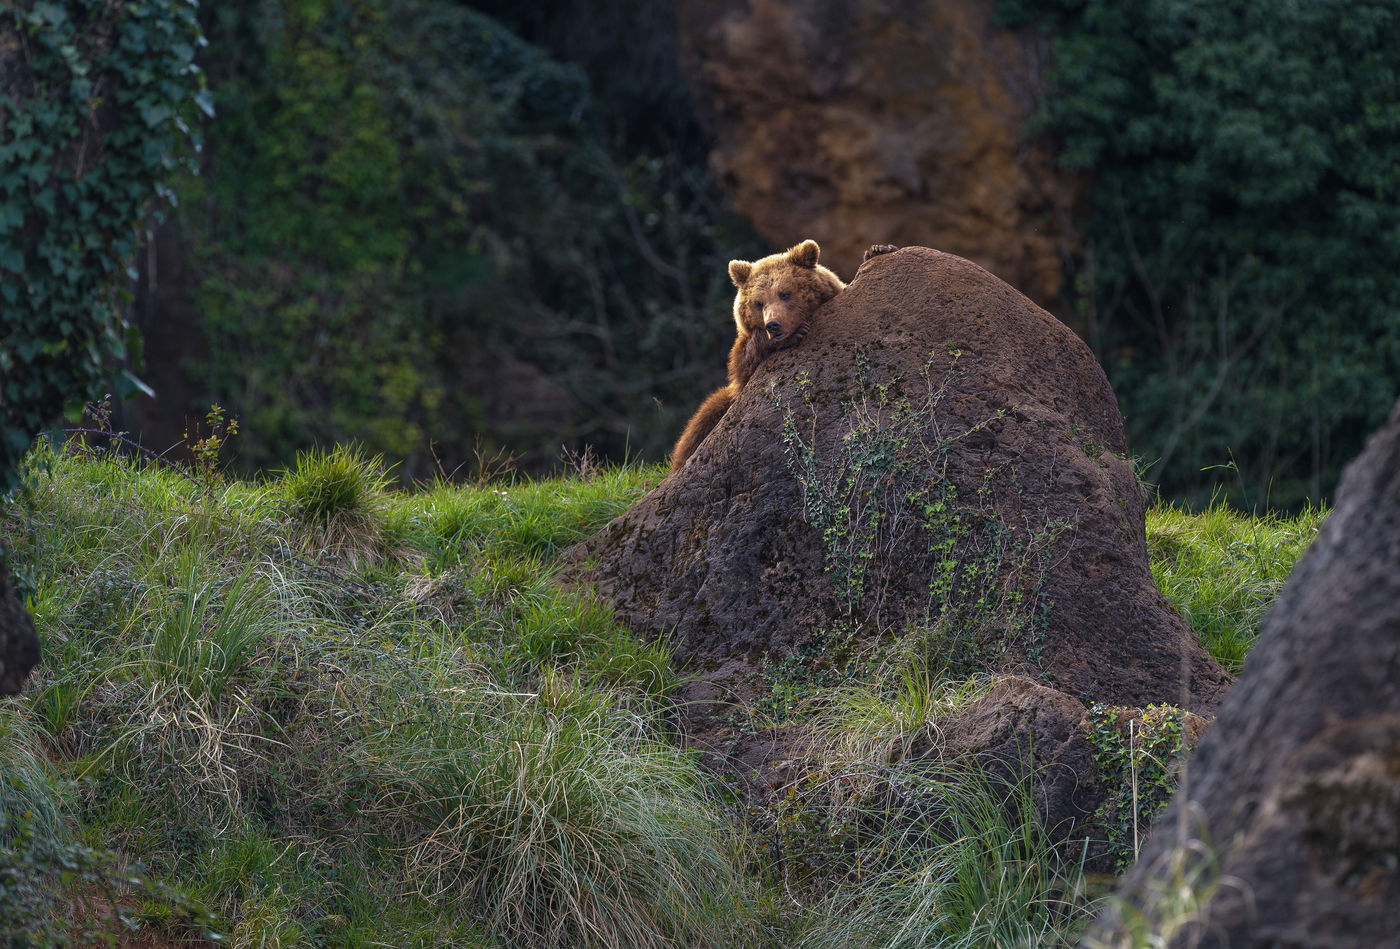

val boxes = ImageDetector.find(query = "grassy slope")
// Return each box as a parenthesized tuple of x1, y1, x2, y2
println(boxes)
(0, 447, 1320, 946)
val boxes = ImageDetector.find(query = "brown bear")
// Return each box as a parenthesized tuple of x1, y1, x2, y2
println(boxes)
(670, 239, 845, 471)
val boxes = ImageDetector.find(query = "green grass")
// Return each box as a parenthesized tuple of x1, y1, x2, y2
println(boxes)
(1145, 501, 1322, 672)
(4, 444, 747, 946)
(0, 443, 1321, 946)
(797, 765, 1096, 949)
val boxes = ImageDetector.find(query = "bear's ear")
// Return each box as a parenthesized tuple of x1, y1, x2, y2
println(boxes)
(788, 240, 820, 268)
(729, 259, 753, 287)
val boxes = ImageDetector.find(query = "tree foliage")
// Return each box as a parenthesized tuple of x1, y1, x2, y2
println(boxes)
(1002, 0, 1400, 507)
(0, 0, 207, 496)
(170, 0, 758, 477)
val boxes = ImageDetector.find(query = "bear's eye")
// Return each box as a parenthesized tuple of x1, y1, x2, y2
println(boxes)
(778, 291, 792, 301)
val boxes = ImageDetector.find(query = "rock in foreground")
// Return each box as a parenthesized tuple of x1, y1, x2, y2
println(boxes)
(1085, 399, 1400, 948)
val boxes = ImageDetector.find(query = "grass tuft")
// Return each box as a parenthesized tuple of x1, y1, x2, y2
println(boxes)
(363, 690, 753, 948)
(0, 703, 66, 843)
(278, 444, 394, 566)
(799, 764, 1096, 949)
(805, 669, 996, 768)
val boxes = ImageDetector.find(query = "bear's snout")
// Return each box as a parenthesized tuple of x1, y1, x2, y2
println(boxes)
(765, 320, 785, 339)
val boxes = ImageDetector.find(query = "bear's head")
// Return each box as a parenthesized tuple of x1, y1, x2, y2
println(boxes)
(728, 240, 845, 343)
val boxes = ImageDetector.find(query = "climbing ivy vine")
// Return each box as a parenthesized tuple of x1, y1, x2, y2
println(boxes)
(773, 349, 1063, 675)
(0, 0, 209, 496)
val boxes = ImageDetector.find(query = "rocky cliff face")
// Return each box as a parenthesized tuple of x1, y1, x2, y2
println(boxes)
(676, 0, 1078, 307)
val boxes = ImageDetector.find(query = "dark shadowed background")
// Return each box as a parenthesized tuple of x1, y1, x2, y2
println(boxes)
(115, 0, 1400, 509)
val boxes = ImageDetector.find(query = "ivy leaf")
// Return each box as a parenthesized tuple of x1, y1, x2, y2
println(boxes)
(31, 2, 66, 27)
(0, 200, 22, 230)
(0, 244, 23, 273)
(139, 102, 175, 127)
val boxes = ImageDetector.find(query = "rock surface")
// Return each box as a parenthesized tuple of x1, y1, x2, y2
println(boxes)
(1085, 398, 1400, 948)
(935, 676, 1209, 868)
(0, 562, 39, 694)
(676, 0, 1079, 307)
(562, 248, 1229, 715)
(937, 676, 1100, 835)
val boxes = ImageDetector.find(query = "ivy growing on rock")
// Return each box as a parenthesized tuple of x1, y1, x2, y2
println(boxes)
(773, 349, 1063, 676)
(0, 0, 208, 496)
(1088, 702, 1188, 872)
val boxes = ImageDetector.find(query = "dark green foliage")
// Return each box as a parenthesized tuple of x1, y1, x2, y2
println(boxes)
(1001, 0, 1400, 507)
(0, 0, 207, 497)
(173, 0, 758, 477)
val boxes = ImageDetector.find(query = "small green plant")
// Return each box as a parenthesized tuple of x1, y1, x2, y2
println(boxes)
(184, 402, 241, 490)
(148, 552, 271, 705)
(755, 639, 846, 724)
(1088, 704, 1189, 872)
(28, 678, 90, 753)
(755, 772, 861, 885)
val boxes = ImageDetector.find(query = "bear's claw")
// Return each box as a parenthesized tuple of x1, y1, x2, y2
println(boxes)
(864, 244, 899, 262)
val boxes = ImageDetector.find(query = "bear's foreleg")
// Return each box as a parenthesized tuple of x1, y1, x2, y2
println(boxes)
(670, 385, 737, 472)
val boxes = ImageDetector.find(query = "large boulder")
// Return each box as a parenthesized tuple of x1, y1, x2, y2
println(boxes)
(1085, 399, 1400, 948)
(562, 248, 1229, 715)
(675, 0, 1079, 307)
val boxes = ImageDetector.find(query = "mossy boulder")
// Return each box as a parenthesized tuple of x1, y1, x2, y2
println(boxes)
(562, 247, 1228, 717)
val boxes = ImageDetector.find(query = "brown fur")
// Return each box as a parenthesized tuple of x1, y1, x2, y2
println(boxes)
(671, 240, 845, 471)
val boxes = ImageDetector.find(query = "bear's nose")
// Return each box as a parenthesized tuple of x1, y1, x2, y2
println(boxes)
(765, 320, 785, 339)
